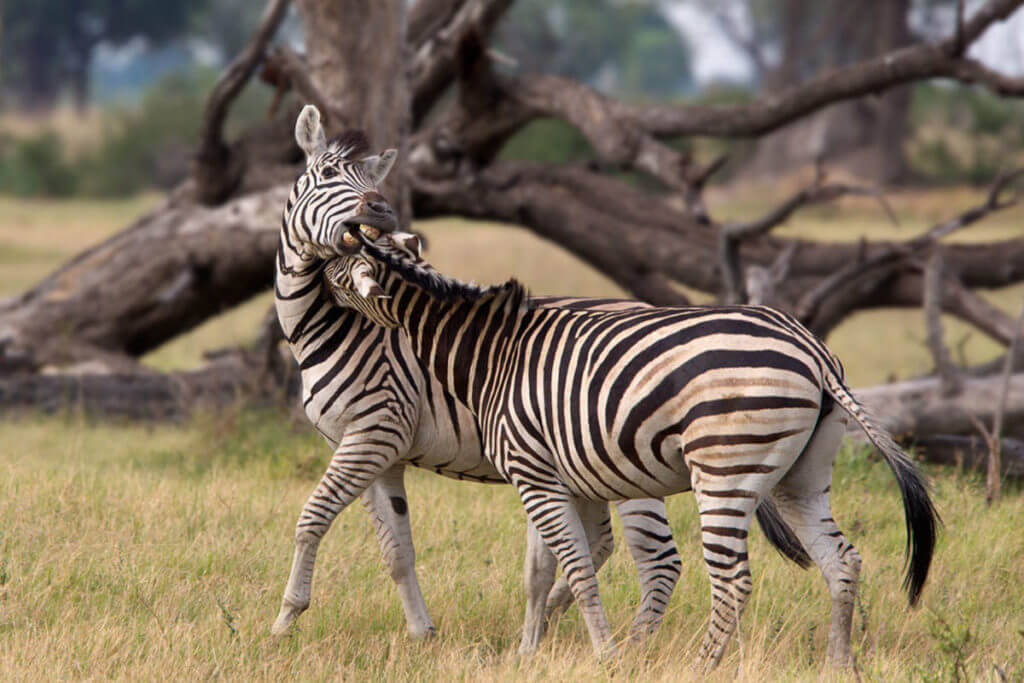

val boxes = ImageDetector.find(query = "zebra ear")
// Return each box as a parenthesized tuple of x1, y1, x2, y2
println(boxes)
(363, 148, 397, 186)
(352, 261, 386, 299)
(392, 231, 422, 257)
(295, 105, 327, 160)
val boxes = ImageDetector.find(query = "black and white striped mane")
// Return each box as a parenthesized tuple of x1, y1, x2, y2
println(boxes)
(361, 237, 531, 310)
(327, 130, 370, 159)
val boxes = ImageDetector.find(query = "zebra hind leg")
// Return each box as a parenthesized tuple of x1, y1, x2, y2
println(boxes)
(515, 478, 616, 658)
(543, 500, 615, 623)
(359, 465, 436, 639)
(693, 492, 759, 670)
(520, 521, 558, 655)
(772, 409, 860, 668)
(272, 433, 403, 635)
(614, 497, 681, 640)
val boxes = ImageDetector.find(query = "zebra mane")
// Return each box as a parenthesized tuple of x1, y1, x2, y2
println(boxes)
(328, 130, 370, 159)
(361, 238, 531, 309)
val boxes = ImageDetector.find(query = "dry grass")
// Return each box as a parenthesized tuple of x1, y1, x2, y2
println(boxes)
(1, 191, 1023, 679)
(0, 410, 1021, 681)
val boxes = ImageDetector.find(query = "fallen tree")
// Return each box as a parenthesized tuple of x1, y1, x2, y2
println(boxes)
(3, 0, 1024, 481)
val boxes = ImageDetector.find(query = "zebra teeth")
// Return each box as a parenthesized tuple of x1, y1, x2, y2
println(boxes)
(360, 225, 381, 241)
(342, 232, 359, 247)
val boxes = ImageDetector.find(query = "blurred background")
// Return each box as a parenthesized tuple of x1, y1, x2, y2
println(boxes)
(2, 0, 1023, 387)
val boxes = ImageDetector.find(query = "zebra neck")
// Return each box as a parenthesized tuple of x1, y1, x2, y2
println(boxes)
(274, 228, 331, 344)
(380, 273, 523, 413)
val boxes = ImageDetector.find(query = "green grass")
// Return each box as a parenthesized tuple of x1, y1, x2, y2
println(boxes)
(0, 409, 1022, 680)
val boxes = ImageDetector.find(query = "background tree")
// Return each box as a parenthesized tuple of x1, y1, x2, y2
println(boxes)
(1, 0, 203, 110)
(3, 0, 1024, 477)
(494, 0, 693, 97)
(703, 0, 915, 182)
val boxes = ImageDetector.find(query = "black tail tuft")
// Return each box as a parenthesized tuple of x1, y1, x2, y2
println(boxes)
(889, 453, 941, 605)
(756, 498, 813, 569)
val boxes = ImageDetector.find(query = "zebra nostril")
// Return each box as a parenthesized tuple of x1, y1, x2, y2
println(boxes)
(367, 200, 392, 215)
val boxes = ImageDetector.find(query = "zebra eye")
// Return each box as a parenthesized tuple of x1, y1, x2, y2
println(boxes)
(321, 166, 338, 179)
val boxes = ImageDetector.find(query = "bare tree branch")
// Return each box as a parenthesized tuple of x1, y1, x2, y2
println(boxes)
(265, 46, 333, 125)
(914, 168, 1024, 243)
(942, 276, 1024, 345)
(989, 298, 1024, 502)
(608, 0, 1024, 138)
(193, 0, 292, 205)
(946, 57, 1024, 96)
(723, 171, 896, 242)
(717, 170, 893, 304)
(409, 0, 515, 123)
(746, 243, 798, 307)
(923, 248, 964, 396)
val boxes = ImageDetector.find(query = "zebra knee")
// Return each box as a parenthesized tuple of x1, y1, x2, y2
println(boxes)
(294, 525, 323, 546)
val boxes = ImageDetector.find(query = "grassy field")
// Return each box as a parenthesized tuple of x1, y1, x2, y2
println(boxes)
(1, 191, 1023, 679)
(1, 410, 1022, 681)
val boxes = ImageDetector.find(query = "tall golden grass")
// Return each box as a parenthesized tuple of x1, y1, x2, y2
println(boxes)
(0, 192, 1022, 680)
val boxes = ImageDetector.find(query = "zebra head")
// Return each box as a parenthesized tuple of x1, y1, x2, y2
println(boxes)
(325, 229, 529, 322)
(286, 104, 398, 260)
(321, 232, 424, 328)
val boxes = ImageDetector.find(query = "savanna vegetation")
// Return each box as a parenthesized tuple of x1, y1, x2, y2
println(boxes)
(1, 197, 1022, 680)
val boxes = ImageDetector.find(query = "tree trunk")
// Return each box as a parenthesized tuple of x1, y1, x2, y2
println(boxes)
(0, 186, 288, 373)
(294, 0, 412, 225)
(853, 374, 1024, 440)
(745, 0, 913, 183)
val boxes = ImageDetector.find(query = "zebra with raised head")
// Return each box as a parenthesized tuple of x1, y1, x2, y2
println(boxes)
(289, 105, 939, 671)
(272, 105, 691, 649)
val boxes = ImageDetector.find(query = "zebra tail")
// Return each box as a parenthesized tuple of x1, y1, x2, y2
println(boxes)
(756, 498, 813, 569)
(824, 372, 939, 606)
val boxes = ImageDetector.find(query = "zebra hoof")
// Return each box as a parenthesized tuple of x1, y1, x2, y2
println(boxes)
(271, 601, 307, 635)
(409, 625, 437, 640)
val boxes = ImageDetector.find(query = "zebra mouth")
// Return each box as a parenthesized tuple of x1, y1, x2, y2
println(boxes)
(341, 222, 387, 252)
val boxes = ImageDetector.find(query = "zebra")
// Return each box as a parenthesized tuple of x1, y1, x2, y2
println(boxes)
(289, 104, 939, 671)
(273, 105, 811, 651)
(272, 105, 692, 650)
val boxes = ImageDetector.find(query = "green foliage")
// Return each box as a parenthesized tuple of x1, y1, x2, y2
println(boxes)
(76, 72, 209, 195)
(917, 612, 974, 682)
(499, 119, 593, 163)
(494, 0, 693, 97)
(908, 84, 1024, 184)
(0, 69, 275, 198)
(1, 0, 205, 107)
(0, 130, 78, 196)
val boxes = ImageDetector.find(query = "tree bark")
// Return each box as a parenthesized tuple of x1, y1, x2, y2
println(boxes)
(853, 374, 1024, 440)
(0, 187, 288, 372)
(294, 0, 411, 224)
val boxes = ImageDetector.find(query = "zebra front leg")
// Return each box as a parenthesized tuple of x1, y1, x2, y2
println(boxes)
(615, 498, 681, 640)
(515, 479, 615, 658)
(272, 431, 403, 635)
(520, 521, 557, 655)
(543, 500, 615, 621)
(360, 464, 436, 639)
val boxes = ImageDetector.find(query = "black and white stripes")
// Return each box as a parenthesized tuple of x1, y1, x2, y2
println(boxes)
(322, 228, 938, 670)
(271, 105, 687, 648)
